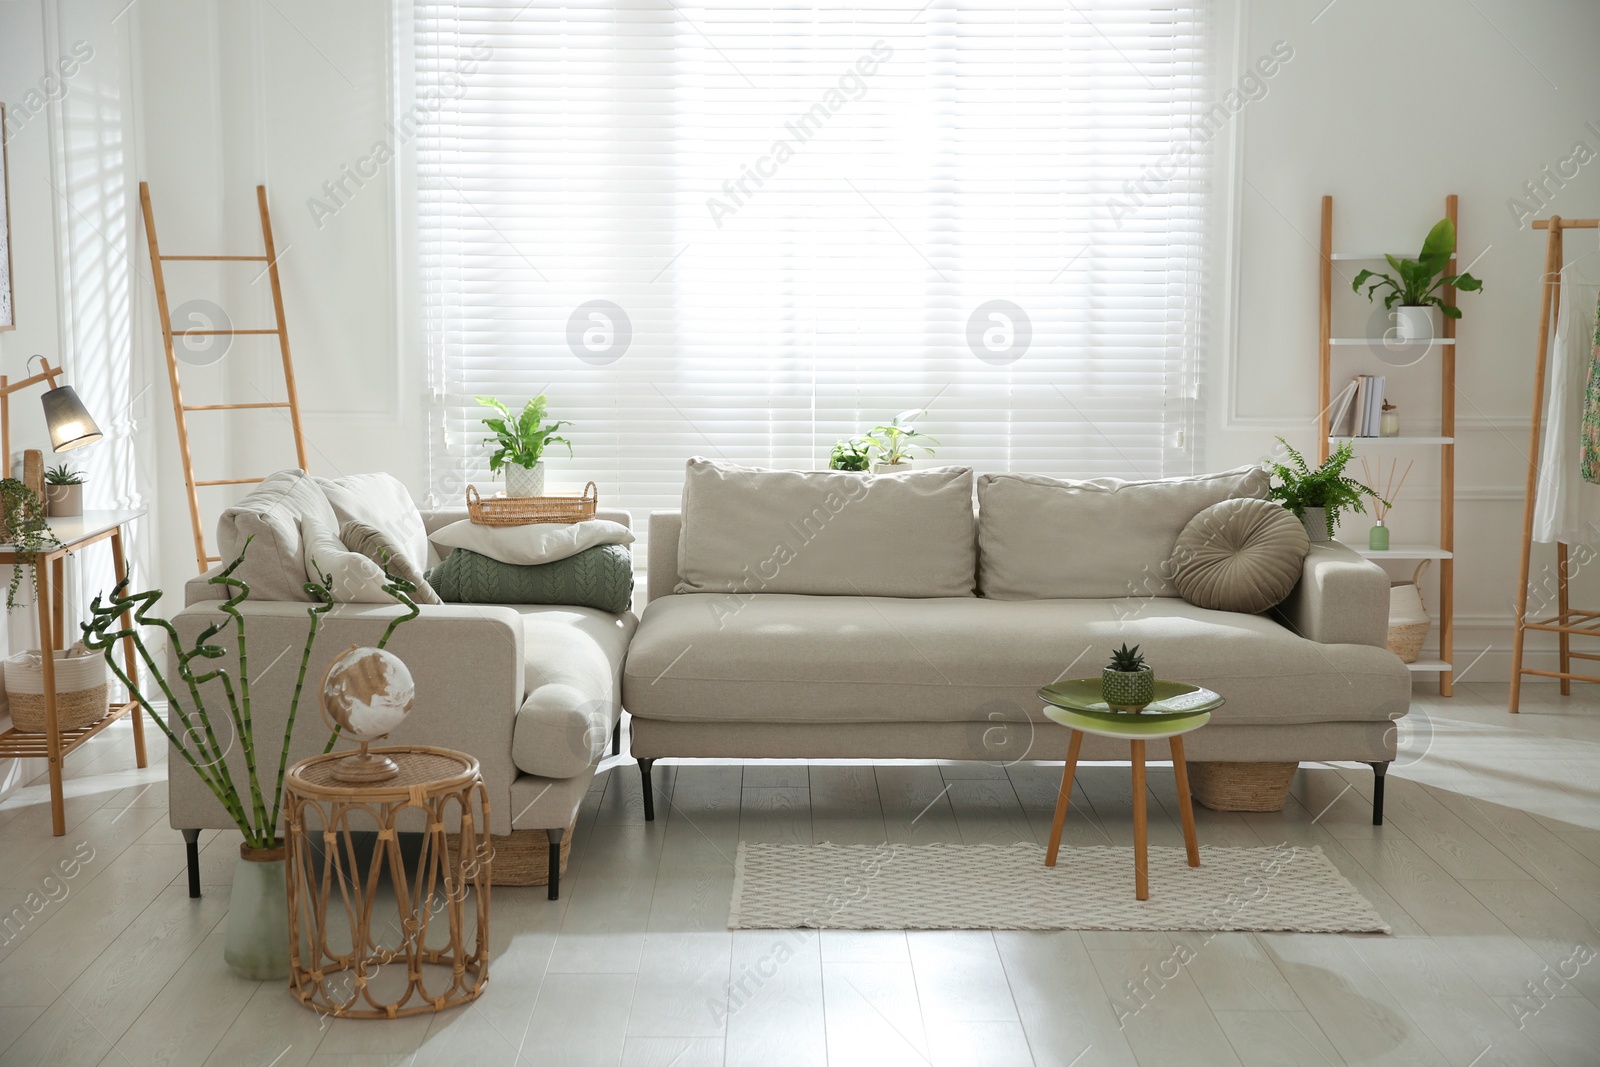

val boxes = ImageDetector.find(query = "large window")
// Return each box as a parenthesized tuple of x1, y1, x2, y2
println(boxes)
(415, 0, 1216, 520)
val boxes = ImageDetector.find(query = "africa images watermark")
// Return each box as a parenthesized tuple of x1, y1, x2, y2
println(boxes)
(705, 40, 895, 228)
(306, 39, 493, 229)
(0, 842, 96, 950)
(1108, 40, 1294, 226)
(1506, 120, 1600, 230)
(1, 40, 95, 145)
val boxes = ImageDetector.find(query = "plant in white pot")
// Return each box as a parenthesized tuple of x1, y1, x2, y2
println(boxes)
(866, 412, 938, 474)
(477, 395, 573, 498)
(1267, 438, 1385, 542)
(1352, 218, 1483, 341)
(44, 464, 85, 517)
(81, 548, 419, 980)
(1101, 643, 1154, 712)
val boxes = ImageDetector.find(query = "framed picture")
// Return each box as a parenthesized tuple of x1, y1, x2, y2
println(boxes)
(0, 102, 12, 331)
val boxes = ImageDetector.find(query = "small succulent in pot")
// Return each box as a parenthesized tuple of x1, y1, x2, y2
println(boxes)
(1101, 643, 1154, 712)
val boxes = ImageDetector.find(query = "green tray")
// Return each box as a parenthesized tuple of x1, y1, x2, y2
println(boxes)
(1037, 679, 1225, 724)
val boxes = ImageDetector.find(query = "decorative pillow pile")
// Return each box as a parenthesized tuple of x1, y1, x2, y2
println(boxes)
(425, 544, 635, 613)
(340, 520, 443, 605)
(300, 518, 402, 604)
(428, 518, 634, 566)
(1169, 498, 1310, 614)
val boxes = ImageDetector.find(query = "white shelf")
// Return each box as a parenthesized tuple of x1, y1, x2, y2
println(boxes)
(1329, 251, 1420, 261)
(1329, 337, 1454, 346)
(1329, 436, 1454, 446)
(1404, 659, 1451, 673)
(1347, 543, 1453, 560)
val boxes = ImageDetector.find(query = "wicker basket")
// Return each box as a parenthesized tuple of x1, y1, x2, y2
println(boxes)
(466, 482, 598, 527)
(6, 650, 110, 733)
(1387, 561, 1432, 664)
(1187, 761, 1299, 812)
(446, 819, 575, 887)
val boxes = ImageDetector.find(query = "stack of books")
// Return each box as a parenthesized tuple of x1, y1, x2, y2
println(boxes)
(1328, 375, 1386, 437)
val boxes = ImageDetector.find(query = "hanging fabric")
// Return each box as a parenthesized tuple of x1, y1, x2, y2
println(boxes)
(1530, 274, 1600, 543)
(1583, 290, 1600, 484)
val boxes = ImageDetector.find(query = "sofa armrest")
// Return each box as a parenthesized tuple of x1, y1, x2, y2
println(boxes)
(648, 511, 683, 603)
(1274, 541, 1390, 647)
(167, 601, 525, 835)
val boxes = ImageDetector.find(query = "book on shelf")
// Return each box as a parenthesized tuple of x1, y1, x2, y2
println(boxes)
(1339, 374, 1387, 436)
(1329, 380, 1359, 437)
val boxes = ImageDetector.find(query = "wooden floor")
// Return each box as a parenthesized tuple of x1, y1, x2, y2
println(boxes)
(0, 680, 1596, 1066)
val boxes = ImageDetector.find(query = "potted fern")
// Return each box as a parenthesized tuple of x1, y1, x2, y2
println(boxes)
(1102, 644, 1154, 712)
(866, 412, 938, 473)
(477, 394, 573, 497)
(81, 547, 419, 980)
(1351, 218, 1484, 341)
(1268, 438, 1386, 541)
(828, 437, 872, 472)
(45, 464, 85, 517)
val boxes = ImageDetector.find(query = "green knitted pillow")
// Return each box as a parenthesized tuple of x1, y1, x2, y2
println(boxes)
(425, 544, 634, 613)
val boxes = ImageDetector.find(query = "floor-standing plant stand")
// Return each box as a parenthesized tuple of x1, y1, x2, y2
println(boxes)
(285, 746, 491, 1018)
(1509, 215, 1600, 711)
(1318, 194, 1458, 695)
(0, 510, 148, 835)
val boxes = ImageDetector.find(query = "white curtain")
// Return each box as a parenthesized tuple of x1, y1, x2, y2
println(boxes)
(414, 0, 1216, 529)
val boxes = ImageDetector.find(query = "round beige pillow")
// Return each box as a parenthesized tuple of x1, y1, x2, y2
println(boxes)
(1170, 498, 1310, 614)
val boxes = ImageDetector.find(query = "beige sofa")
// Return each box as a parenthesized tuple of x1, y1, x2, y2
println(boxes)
(622, 461, 1412, 823)
(167, 472, 636, 900)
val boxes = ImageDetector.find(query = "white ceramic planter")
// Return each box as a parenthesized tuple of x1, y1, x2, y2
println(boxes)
(1392, 305, 1435, 342)
(872, 461, 915, 474)
(504, 462, 545, 498)
(1300, 507, 1332, 542)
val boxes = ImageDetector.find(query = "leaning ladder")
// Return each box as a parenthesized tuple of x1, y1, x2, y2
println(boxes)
(139, 182, 311, 573)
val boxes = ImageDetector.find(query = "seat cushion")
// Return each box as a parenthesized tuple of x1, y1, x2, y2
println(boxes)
(511, 605, 638, 779)
(622, 594, 1408, 729)
(216, 470, 340, 602)
(675, 458, 977, 598)
(977, 466, 1270, 600)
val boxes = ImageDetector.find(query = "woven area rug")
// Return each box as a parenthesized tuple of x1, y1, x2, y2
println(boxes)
(729, 842, 1388, 933)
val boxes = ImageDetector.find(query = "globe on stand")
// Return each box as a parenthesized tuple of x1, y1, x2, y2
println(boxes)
(319, 645, 417, 784)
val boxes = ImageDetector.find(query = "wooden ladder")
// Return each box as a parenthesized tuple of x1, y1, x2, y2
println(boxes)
(139, 182, 310, 573)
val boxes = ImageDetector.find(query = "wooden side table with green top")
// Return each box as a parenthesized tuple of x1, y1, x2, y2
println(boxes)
(1038, 680, 1224, 901)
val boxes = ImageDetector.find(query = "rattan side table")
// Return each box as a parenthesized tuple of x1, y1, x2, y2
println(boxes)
(284, 745, 491, 1018)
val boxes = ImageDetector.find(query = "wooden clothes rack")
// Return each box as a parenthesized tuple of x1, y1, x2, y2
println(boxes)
(139, 182, 311, 573)
(1510, 215, 1600, 711)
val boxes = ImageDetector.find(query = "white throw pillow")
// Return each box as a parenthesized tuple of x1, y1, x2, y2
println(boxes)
(301, 518, 396, 603)
(315, 473, 429, 576)
(428, 518, 635, 566)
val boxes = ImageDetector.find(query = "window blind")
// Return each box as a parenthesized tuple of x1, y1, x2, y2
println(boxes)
(414, 0, 1215, 531)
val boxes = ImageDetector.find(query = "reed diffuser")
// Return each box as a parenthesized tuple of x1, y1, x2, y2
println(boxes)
(1360, 457, 1413, 551)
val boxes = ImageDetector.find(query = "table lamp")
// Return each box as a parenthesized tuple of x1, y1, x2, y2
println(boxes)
(0, 354, 104, 465)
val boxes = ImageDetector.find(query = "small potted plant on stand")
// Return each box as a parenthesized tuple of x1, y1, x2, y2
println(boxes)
(1268, 438, 1386, 542)
(828, 438, 872, 471)
(1102, 644, 1154, 712)
(1352, 218, 1484, 341)
(866, 412, 938, 474)
(477, 395, 573, 497)
(44, 464, 85, 517)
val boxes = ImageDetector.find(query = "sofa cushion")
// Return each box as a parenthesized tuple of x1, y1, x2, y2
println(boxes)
(675, 458, 976, 598)
(340, 520, 444, 605)
(622, 593, 1408, 729)
(512, 605, 637, 779)
(316, 473, 429, 576)
(217, 470, 340, 602)
(427, 544, 635, 613)
(977, 466, 1271, 600)
(301, 518, 395, 603)
(1171, 498, 1309, 614)
(429, 517, 633, 566)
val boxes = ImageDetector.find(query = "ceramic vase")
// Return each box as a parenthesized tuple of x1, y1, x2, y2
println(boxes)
(871, 461, 914, 474)
(1300, 507, 1332, 542)
(45, 483, 83, 517)
(224, 844, 290, 981)
(1393, 306, 1434, 342)
(1101, 666, 1154, 712)
(504, 462, 545, 498)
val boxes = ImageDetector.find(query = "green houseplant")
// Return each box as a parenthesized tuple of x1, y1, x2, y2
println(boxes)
(1101, 644, 1154, 712)
(81, 546, 419, 979)
(866, 413, 938, 473)
(477, 394, 573, 498)
(828, 437, 873, 472)
(44, 464, 85, 518)
(1351, 218, 1484, 340)
(0, 479, 61, 612)
(1268, 438, 1386, 541)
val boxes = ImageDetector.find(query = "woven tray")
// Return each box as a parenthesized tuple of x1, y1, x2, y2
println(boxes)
(1187, 761, 1299, 812)
(466, 482, 598, 526)
(446, 820, 575, 887)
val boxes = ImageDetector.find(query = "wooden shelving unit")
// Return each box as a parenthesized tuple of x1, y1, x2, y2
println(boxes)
(1318, 194, 1457, 696)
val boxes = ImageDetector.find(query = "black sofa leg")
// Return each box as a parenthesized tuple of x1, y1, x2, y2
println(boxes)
(1370, 761, 1389, 826)
(182, 829, 202, 898)
(612, 720, 622, 757)
(546, 827, 563, 901)
(639, 758, 657, 821)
